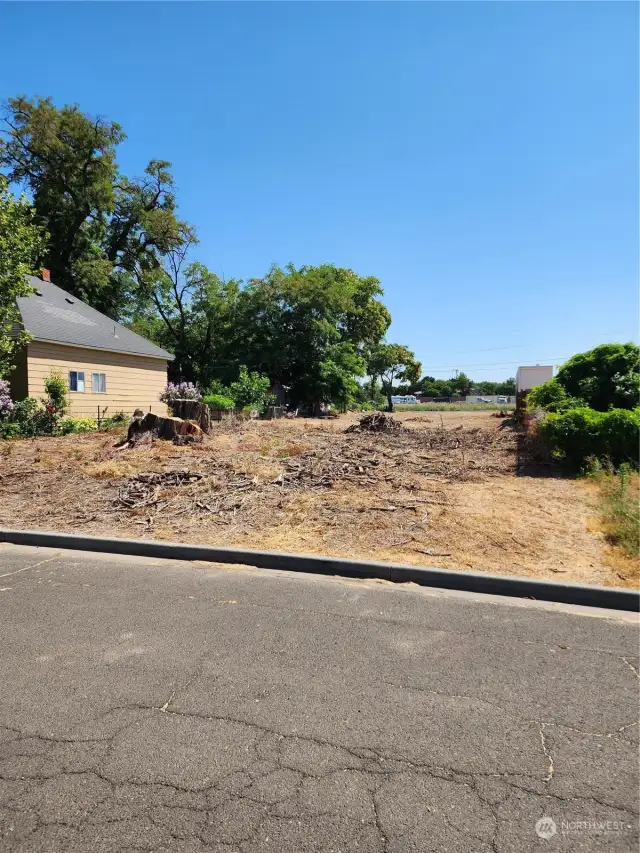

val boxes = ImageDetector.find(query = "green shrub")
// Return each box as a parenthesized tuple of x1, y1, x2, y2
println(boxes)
(229, 367, 274, 413)
(44, 370, 69, 415)
(527, 379, 586, 413)
(10, 397, 44, 437)
(538, 407, 640, 470)
(57, 416, 98, 435)
(0, 422, 22, 440)
(203, 393, 235, 411)
(100, 411, 131, 430)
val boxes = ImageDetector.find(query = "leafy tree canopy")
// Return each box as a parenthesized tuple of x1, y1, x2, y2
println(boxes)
(367, 343, 421, 411)
(0, 96, 190, 318)
(554, 343, 639, 411)
(0, 177, 47, 377)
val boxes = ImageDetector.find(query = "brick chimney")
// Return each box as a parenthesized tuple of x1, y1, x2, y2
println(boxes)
(41, 268, 51, 282)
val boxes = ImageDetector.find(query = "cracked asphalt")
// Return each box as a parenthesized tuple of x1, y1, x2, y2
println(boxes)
(0, 543, 638, 852)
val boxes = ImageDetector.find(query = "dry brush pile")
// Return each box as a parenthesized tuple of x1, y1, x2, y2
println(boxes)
(0, 414, 520, 543)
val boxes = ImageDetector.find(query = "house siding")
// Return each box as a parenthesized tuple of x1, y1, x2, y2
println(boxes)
(26, 341, 168, 417)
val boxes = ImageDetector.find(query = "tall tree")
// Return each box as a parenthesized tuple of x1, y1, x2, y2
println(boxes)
(228, 264, 389, 407)
(451, 371, 473, 396)
(495, 377, 516, 395)
(0, 96, 122, 304)
(367, 343, 422, 411)
(0, 177, 47, 376)
(0, 96, 191, 318)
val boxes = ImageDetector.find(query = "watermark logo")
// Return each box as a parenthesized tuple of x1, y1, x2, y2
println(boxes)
(535, 816, 557, 839)
(535, 814, 632, 839)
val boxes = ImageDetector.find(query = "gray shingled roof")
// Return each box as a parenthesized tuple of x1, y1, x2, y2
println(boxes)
(17, 276, 174, 361)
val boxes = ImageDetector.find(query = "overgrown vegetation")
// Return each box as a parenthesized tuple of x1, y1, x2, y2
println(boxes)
(530, 344, 640, 471)
(538, 407, 639, 470)
(589, 463, 639, 557)
(160, 367, 274, 414)
(0, 370, 128, 439)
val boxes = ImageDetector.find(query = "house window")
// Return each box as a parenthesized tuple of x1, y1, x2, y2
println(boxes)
(69, 371, 85, 392)
(92, 372, 106, 393)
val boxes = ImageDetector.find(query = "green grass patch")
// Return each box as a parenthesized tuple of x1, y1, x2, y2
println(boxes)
(394, 402, 516, 412)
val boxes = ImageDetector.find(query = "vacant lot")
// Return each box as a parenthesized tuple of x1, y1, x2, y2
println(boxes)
(0, 411, 636, 587)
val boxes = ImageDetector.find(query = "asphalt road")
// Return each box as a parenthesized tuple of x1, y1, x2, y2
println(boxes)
(0, 544, 638, 853)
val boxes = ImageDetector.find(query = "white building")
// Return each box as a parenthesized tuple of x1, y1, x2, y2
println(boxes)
(516, 365, 553, 393)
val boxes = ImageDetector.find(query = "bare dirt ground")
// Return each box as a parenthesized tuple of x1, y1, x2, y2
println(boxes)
(0, 411, 636, 588)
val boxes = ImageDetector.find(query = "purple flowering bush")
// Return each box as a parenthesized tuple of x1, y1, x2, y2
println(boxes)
(159, 382, 202, 406)
(0, 380, 14, 420)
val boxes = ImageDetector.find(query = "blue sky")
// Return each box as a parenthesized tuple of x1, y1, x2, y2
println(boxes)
(1, 2, 638, 379)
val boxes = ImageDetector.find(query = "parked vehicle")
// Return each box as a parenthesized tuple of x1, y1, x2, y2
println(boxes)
(496, 395, 507, 403)
(391, 395, 418, 404)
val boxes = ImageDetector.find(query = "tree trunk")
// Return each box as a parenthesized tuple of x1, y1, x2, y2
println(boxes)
(117, 412, 202, 448)
(171, 399, 212, 434)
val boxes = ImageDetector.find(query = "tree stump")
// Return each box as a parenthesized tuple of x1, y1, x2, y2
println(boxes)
(116, 412, 202, 449)
(171, 399, 212, 434)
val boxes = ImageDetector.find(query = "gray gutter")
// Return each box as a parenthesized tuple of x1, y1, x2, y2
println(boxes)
(0, 528, 637, 612)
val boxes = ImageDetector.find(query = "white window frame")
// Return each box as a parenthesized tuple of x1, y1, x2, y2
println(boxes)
(92, 372, 107, 394)
(69, 370, 85, 393)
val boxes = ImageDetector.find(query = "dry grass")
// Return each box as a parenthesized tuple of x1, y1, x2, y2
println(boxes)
(585, 467, 640, 588)
(85, 460, 138, 480)
(0, 411, 635, 587)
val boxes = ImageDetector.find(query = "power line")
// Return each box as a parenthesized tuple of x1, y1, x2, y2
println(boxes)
(422, 357, 567, 370)
(417, 333, 633, 358)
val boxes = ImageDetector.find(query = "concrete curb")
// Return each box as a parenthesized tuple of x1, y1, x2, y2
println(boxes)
(0, 528, 638, 612)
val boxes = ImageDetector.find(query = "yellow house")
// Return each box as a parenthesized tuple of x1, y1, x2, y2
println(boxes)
(10, 272, 173, 418)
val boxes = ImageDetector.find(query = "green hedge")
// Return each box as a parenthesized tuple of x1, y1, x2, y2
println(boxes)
(203, 393, 235, 411)
(538, 407, 640, 470)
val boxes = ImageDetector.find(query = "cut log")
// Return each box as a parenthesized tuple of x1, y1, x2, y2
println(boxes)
(171, 400, 212, 434)
(116, 412, 202, 449)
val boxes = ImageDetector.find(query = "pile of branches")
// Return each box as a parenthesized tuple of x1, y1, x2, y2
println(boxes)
(277, 446, 383, 490)
(113, 467, 261, 524)
(344, 412, 404, 434)
(115, 471, 206, 510)
(108, 422, 520, 528)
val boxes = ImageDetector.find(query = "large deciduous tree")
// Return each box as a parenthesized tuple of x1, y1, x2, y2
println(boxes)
(555, 344, 639, 411)
(0, 177, 47, 377)
(225, 265, 389, 409)
(0, 96, 190, 318)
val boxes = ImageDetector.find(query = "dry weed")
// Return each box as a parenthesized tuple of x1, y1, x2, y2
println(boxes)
(85, 460, 137, 480)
